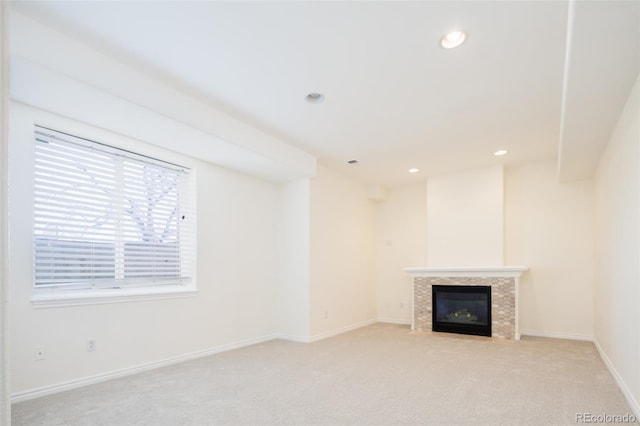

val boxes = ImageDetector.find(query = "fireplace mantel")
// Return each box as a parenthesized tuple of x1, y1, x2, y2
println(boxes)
(404, 266, 528, 278)
(405, 266, 528, 339)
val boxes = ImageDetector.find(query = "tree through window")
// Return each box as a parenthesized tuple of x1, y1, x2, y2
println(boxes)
(33, 126, 193, 291)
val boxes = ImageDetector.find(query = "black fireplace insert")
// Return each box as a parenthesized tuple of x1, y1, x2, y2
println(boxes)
(432, 285, 491, 337)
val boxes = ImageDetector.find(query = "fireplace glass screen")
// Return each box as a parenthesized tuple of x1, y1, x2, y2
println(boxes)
(432, 285, 491, 337)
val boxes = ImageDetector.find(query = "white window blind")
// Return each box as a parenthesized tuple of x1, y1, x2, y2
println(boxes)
(33, 126, 193, 291)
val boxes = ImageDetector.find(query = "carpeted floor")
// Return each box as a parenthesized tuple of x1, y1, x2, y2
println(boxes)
(11, 323, 638, 426)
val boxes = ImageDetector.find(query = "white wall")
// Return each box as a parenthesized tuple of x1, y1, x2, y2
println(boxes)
(309, 166, 377, 337)
(376, 183, 427, 324)
(504, 162, 595, 338)
(0, 1, 11, 422)
(9, 103, 282, 396)
(278, 180, 310, 339)
(426, 166, 504, 267)
(594, 74, 640, 415)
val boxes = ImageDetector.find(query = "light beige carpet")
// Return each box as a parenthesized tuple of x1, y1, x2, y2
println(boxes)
(11, 323, 638, 426)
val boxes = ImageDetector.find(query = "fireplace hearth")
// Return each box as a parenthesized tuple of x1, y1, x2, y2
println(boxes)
(432, 285, 491, 337)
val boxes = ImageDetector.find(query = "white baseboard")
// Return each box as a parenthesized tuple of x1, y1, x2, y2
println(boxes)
(522, 330, 640, 418)
(307, 318, 377, 343)
(376, 317, 412, 325)
(279, 318, 372, 343)
(593, 338, 640, 419)
(13, 320, 382, 403)
(276, 333, 310, 343)
(275, 318, 387, 344)
(520, 329, 594, 341)
(11, 333, 278, 403)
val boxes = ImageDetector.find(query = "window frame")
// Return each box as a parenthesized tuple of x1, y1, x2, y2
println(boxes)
(31, 125, 197, 307)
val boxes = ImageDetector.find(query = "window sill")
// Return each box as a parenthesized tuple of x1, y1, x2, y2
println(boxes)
(31, 285, 198, 308)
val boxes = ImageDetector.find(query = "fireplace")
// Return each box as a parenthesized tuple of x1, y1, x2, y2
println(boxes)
(432, 285, 491, 337)
(404, 267, 528, 340)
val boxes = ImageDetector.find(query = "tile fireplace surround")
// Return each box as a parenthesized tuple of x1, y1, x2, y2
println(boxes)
(404, 267, 528, 340)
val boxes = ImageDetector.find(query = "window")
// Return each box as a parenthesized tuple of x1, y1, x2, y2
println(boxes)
(33, 125, 194, 303)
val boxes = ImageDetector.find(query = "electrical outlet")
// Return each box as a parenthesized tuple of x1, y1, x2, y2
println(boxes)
(87, 339, 97, 352)
(400, 302, 404, 309)
(324, 310, 328, 320)
(34, 346, 46, 361)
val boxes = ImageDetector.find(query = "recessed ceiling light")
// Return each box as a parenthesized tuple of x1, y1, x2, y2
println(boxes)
(408, 168, 420, 173)
(494, 150, 508, 156)
(305, 93, 325, 104)
(441, 31, 466, 49)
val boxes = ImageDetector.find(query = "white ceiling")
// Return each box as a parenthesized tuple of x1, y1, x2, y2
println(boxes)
(11, 1, 640, 187)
